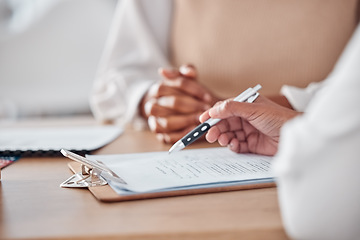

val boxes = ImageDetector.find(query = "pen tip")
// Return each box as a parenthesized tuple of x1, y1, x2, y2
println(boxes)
(168, 140, 185, 154)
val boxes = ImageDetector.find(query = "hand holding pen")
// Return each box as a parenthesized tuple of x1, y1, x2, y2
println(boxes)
(198, 90, 301, 156)
(169, 85, 262, 153)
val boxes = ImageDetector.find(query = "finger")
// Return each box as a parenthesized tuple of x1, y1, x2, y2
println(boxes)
(208, 95, 273, 120)
(241, 120, 258, 137)
(179, 64, 197, 79)
(208, 100, 256, 120)
(246, 132, 260, 153)
(158, 68, 180, 80)
(163, 77, 213, 103)
(144, 98, 176, 117)
(218, 132, 236, 146)
(147, 116, 158, 132)
(228, 138, 240, 153)
(210, 118, 236, 134)
(149, 113, 201, 133)
(212, 100, 226, 108)
(228, 138, 250, 153)
(157, 95, 210, 113)
(148, 83, 184, 98)
(205, 126, 222, 143)
(216, 119, 231, 133)
(239, 141, 250, 153)
(235, 130, 246, 141)
(229, 138, 250, 153)
(226, 117, 243, 132)
(199, 100, 227, 123)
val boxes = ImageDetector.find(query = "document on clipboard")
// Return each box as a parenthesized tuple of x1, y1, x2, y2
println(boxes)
(61, 147, 275, 201)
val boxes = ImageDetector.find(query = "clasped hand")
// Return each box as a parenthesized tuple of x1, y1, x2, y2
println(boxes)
(140, 64, 219, 143)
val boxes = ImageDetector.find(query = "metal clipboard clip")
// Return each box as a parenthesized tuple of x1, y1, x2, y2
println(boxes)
(60, 149, 125, 188)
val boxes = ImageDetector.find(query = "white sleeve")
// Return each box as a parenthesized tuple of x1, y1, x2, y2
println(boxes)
(90, 0, 173, 128)
(280, 81, 323, 112)
(273, 24, 360, 240)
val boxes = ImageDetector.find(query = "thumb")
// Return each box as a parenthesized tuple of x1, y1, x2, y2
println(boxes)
(179, 64, 197, 79)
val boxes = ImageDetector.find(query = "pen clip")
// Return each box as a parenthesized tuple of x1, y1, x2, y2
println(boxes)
(246, 92, 259, 103)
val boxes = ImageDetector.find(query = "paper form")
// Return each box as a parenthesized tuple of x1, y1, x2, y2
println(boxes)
(87, 148, 274, 194)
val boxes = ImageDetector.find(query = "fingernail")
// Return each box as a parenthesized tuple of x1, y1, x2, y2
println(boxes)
(148, 116, 156, 131)
(144, 100, 153, 115)
(198, 113, 204, 122)
(158, 96, 174, 108)
(163, 134, 171, 143)
(157, 117, 167, 128)
(179, 65, 191, 75)
(156, 133, 164, 142)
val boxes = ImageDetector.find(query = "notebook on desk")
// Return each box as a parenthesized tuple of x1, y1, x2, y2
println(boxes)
(63, 147, 276, 202)
(0, 126, 123, 156)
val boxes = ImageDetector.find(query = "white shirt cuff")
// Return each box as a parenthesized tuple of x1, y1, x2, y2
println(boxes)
(280, 81, 324, 112)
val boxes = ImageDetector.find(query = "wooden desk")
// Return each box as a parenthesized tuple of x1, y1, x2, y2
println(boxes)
(0, 117, 288, 240)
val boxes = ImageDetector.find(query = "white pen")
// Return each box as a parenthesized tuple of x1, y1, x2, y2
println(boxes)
(168, 84, 262, 154)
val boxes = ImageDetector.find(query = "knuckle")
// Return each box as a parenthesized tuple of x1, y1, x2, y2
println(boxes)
(178, 78, 189, 89)
(213, 100, 224, 108)
(157, 84, 167, 96)
(217, 100, 233, 114)
(223, 100, 233, 110)
(172, 96, 181, 109)
(149, 104, 159, 116)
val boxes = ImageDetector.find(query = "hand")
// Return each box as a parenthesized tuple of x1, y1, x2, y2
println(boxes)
(199, 96, 301, 156)
(140, 64, 220, 143)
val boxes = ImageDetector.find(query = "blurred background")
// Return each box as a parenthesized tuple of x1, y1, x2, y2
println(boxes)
(0, 0, 117, 120)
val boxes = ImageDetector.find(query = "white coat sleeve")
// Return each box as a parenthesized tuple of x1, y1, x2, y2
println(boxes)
(280, 81, 324, 112)
(90, 0, 173, 128)
(273, 24, 360, 240)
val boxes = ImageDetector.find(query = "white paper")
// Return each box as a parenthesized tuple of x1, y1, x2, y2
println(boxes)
(0, 126, 123, 152)
(87, 148, 274, 194)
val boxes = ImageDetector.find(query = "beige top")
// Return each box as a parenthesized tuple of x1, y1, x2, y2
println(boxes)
(171, 0, 359, 98)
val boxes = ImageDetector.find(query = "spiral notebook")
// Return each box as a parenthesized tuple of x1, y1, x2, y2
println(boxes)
(0, 126, 123, 156)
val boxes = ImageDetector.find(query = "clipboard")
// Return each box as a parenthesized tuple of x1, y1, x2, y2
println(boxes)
(60, 149, 276, 202)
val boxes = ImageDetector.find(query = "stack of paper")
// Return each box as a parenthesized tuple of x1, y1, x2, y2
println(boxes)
(87, 148, 274, 195)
